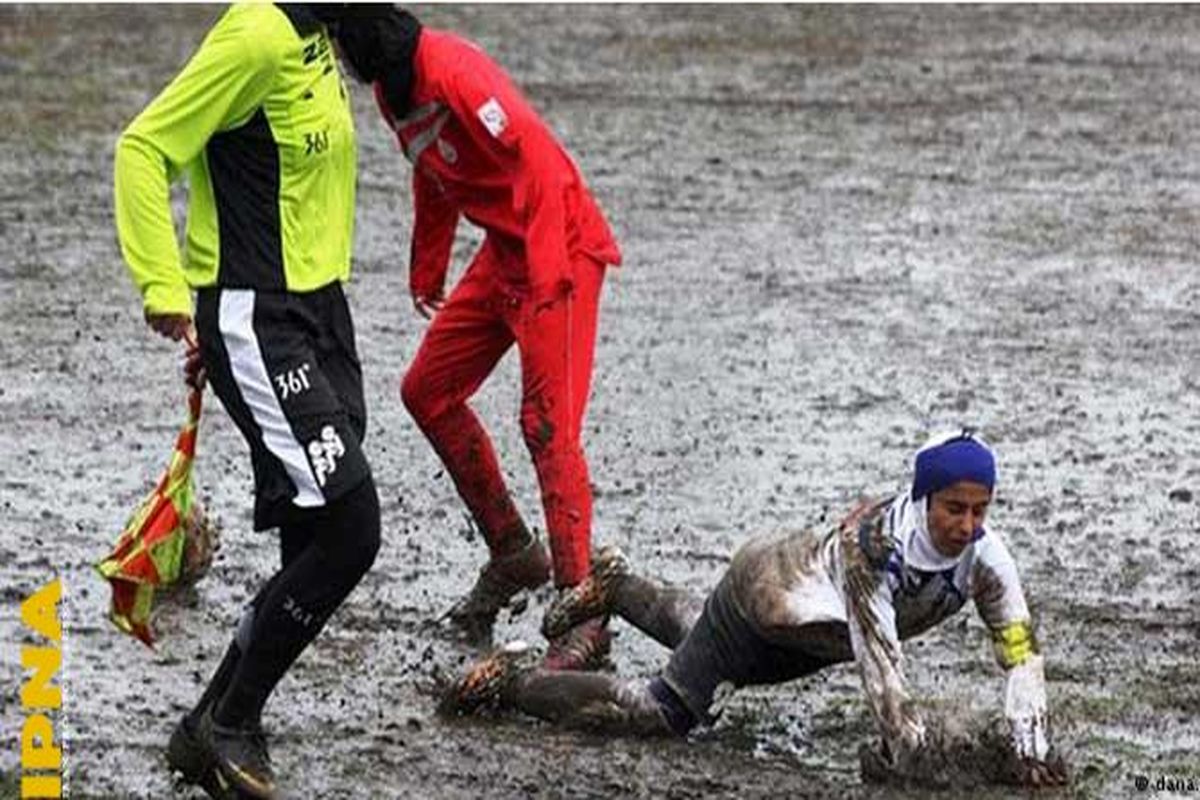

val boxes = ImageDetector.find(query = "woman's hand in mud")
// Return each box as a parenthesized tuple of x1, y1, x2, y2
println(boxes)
(412, 289, 445, 320)
(145, 311, 192, 341)
(1015, 754, 1069, 788)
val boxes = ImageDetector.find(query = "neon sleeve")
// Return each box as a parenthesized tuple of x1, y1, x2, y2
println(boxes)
(113, 7, 280, 315)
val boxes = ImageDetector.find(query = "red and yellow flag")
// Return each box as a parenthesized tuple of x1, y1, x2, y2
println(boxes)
(95, 389, 202, 647)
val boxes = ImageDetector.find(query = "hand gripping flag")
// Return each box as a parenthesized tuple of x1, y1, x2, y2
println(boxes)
(95, 389, 217, 646)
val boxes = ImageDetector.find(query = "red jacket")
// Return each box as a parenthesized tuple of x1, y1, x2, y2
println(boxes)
(374, 29, 622, 297)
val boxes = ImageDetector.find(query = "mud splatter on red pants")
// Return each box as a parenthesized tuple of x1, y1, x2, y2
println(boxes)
(401, 241, 606, 587)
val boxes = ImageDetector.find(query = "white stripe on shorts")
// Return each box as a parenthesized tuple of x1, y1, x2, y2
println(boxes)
(218, 289, 325, 508)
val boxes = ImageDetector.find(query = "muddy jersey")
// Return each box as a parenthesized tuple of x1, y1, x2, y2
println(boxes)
(114, 3, 356, 316)
(372, 29, 621, 297)
(728, 493, 1038, 752)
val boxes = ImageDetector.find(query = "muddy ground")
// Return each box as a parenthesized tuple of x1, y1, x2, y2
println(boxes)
(1, 4, 1198, 799)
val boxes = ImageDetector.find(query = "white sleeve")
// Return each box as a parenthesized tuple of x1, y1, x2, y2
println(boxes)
(971, 532, 1031, 640)
(841, 543, 925, 757)
(972, 533, 1050, 760)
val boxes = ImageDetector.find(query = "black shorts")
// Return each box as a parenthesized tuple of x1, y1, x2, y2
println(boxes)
(195, 283, 370, 531)
(660, 570, 837, 728)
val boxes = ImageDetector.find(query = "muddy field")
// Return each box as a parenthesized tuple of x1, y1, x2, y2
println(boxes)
(2, 4, 1199, 799)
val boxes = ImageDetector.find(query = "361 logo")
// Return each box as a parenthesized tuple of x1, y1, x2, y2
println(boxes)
(274, 362, 313, 400)
(304, 130, 329, 156)
(20, 579, 63, 798)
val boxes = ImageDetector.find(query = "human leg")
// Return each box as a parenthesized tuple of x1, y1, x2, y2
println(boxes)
(542, 545, 704, 649)
(512, 256, 606, 588)
(661, 570, 838, 729)
(502, 671, 673, 736)
(400, 249, 531, 558)
(444, 643, 673, 737)
(186, 286, 381, 797)
(400, 252, 553, 640)
(168, 526, 315, 794)
(212, 480, 380, 727)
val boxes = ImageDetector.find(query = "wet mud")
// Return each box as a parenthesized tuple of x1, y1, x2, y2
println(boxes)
(2, 4, 1199, 799)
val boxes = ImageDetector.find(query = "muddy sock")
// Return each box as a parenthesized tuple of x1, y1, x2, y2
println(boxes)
(213, 478, 381, 728)
(613, 575, 704, 649)
(502, 668, 613, 719)
(502, 670, 673, 735)
(647, 676, 697, 736)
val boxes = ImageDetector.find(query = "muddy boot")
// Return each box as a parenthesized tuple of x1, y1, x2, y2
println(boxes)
(440, 640, 535, 716)
(541, 545, 631, 639)
(168, 714, 248, 800)
(199, 709, 278, 800)
(447, 537, 551, 645)
(543, 617, 613, 672)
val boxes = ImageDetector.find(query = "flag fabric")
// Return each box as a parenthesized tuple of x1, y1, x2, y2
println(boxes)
(96, 389, 206, 647)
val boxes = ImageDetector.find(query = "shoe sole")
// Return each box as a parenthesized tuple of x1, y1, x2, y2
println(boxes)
(211, 759, 279, 800)
(441, 642, 531, 715)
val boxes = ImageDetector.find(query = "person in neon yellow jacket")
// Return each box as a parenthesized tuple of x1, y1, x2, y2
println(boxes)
(114, 5, 379, 798)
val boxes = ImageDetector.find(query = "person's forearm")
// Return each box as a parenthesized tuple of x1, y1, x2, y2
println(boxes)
(114, 131, 191, 315)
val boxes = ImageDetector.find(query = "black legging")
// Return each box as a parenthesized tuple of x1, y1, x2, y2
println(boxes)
(190, 477, 381, 729)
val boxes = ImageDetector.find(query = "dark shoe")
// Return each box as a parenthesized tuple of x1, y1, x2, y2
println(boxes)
(168, 714, 211, 782)
(447, 538, 551, 643)
(168, 714, 225, 796)
(168, 714, 244, 799)
(440, 640, 534, 715)
(543, 617, 612, 672)
(541, 545, 631, 639)
(199, 710, 278, 800)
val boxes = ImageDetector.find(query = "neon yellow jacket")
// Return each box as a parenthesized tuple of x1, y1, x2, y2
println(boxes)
(114, 4, 356, 316)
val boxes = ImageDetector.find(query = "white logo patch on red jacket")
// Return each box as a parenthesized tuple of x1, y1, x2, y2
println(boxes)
(476, 97, 508, 138)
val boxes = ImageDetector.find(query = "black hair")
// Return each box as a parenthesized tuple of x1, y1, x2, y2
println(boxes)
(334, 5, 422, 116)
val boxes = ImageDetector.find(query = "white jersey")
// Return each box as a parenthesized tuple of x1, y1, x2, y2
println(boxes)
(727, 493, 1041, 754)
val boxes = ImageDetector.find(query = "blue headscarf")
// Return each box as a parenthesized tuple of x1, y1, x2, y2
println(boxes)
(911, 429, 996, 500)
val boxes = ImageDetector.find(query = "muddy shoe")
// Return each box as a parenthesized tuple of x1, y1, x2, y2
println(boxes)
(543, 617, 613, 672)
(440, 640, 534, 715)
(541, 545, 631, 639)
(199, 711, 278, 800)
(168, 714, 211, 782)
(447, 538, 551, 644)
(168, 714, 241, 799)
(168, 714, 261, 799)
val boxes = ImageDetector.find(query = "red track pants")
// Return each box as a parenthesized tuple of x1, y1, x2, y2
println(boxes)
(401, 240, 606, 587)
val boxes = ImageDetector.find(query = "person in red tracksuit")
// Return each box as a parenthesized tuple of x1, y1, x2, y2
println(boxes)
(333, 7, 622, 668)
